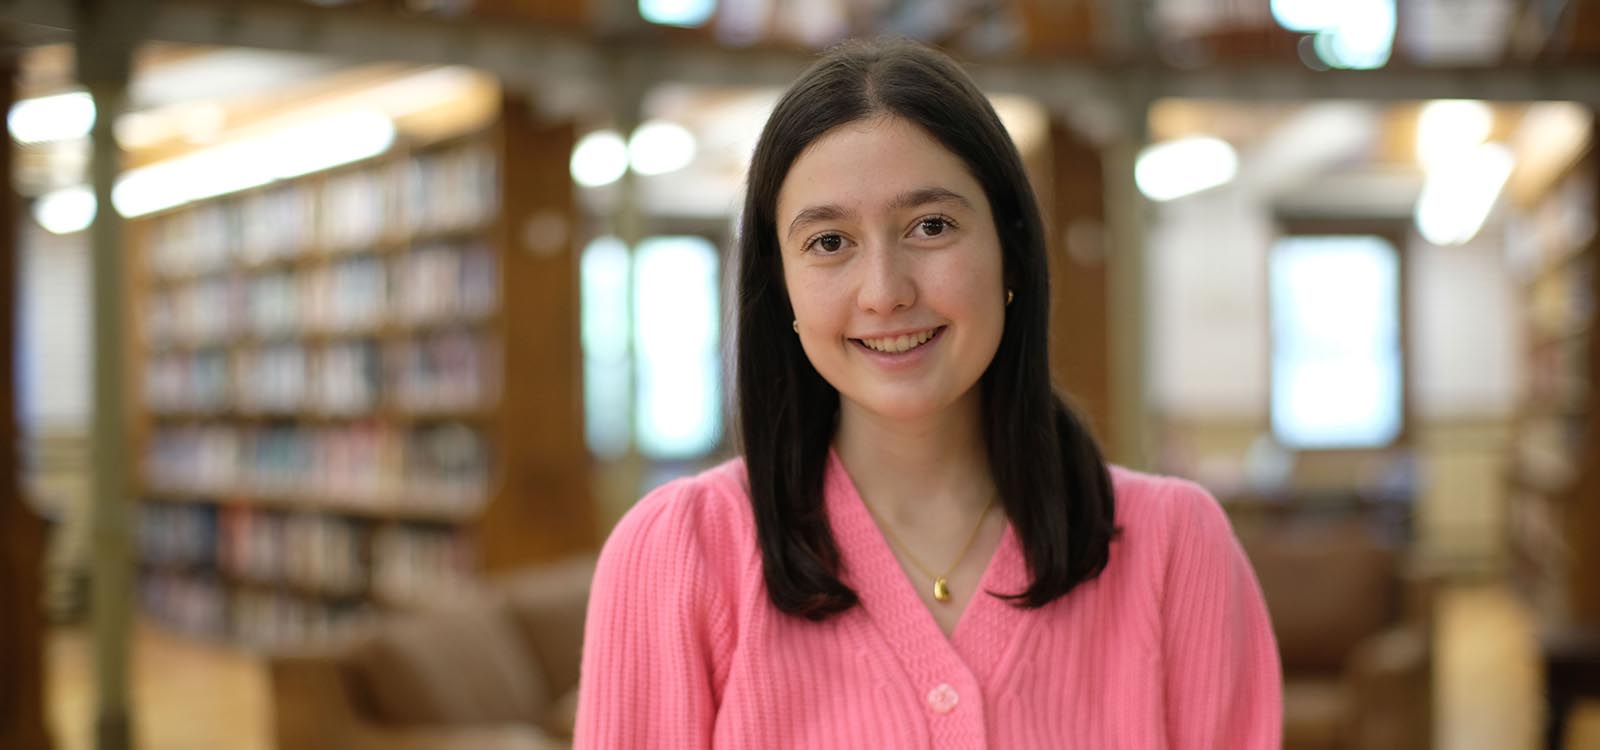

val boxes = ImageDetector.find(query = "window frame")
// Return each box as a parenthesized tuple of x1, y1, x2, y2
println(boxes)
(1268, 217, 1414, 454)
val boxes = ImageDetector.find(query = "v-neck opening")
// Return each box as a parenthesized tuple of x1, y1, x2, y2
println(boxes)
(824, 445, 1033, 689)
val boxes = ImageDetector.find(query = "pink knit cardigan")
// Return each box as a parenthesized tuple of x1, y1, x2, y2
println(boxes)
(576, 449, 1282, 748)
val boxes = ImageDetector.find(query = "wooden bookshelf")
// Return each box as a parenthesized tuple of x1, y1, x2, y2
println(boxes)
(1, 53, 52, 749)
(128, 92, 596, 650)
(1506, 116, 1600, 629)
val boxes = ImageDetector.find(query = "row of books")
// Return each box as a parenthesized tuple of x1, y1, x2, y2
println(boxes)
(140, 526, 477, 647)
(395, 243, 499, 324)
(1514, 412, 1584, 486)
(237, 186, 317, 265)
(144, 422, 492, 507)
(144, 331, 495, 414)
(392, 331, 500, 412)
(1526, 334, 1590, 409)
(221, 507, 369, 596)
(140, 570, 378, 649)
(141, 502, 218, 569)
(401, 145, 499, 237)
(1526, 255, 1595, 341)
(145, 243, 497, 348)
(142, 503, 480, 609)
(140, 571, 228, 638)
(145, 144, 498, 278)
(145, 350, 230, 412)
(371, 523, 478, 605)
(232, 591, 376, 650)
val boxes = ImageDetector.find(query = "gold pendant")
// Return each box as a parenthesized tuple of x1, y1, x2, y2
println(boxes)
(933, 577, 951, 603)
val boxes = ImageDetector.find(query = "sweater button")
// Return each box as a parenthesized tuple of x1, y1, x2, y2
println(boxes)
(926, 683, 959, 714)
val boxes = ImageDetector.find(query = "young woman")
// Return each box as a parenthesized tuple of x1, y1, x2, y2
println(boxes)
(575, 38, 1280, 748)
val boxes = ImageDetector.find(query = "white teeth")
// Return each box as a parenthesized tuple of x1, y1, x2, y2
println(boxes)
(860, 328, 937, 354)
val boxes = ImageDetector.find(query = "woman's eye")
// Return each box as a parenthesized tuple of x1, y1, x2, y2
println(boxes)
(808, 233, 845, 254)
(916, 217, 953, 237)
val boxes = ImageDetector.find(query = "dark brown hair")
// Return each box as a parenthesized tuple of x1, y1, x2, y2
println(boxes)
(735, 37, 1117, 619)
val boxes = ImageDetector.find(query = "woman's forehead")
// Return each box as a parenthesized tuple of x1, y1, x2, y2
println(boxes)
(775, 116, 985, 223)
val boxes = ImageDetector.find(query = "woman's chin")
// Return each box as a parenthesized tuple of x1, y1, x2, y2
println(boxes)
(841, 391, 967, 426)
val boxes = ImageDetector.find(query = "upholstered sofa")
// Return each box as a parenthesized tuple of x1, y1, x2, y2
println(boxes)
(1237, 517, 1433, 750)
(269, 556, 595, 750)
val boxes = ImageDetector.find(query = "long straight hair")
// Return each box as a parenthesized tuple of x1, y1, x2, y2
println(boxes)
(735, 38, 1117, 619)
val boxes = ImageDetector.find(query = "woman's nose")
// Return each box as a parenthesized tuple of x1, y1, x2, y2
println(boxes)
(855, 242, 915, 314)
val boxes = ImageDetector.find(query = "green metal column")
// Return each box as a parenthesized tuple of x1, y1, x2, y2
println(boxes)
(74, 2, 148, 749)
(1103, 93, 1153, 471)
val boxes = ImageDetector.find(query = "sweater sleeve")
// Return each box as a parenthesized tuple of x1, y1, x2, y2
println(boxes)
(1159, 479, 1282, 749)
(573, 479, 734, 749)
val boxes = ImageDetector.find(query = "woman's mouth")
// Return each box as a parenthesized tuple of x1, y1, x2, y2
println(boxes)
(851, 326, 945, 355)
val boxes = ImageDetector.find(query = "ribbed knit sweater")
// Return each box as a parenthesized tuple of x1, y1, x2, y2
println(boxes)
(575, 449, 1282, 748)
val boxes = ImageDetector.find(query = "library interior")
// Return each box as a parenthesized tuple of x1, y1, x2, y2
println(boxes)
(2, 0, 1600, 749)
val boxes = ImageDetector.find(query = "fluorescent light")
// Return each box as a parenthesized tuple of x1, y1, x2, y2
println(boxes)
(1415, 142, 1514, 246)
(639, 0, 714, 27)
(9, 91, 95, 144)
(34, 186, 97, 234)
(1416, 100, 1493, 170)
(628, 120, 697, 176)
(1270, 0, 1340, 33)
(112, 109, 394, 218)
(571, 130, 628, 188)
(1134, 136, 1239, 202)
(1323, 0, 1396, 69)
(267, 110, 395, 181)
(1274, 0, 1395, 70)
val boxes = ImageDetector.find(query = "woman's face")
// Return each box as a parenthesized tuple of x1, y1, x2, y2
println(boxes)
(775, 115, 1006, 424)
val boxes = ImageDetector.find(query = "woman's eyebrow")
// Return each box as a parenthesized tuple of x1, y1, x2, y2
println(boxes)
(786, 204, 852, 240)
(784, 187, 973, 240)
(889, 186, 972, 213)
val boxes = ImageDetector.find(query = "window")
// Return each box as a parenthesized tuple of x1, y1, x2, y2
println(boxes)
(1270, 234, 1403, 449)
(580, 237, 632, 460)
(581, 234, 722, 461)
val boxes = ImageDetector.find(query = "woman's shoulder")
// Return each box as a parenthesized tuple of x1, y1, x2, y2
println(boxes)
(1109, 464, 1227, 522)
(1105, 464, 1238, 566)
(598, 455, 755, 574)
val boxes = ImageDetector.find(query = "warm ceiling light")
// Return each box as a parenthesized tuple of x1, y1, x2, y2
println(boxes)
(1415, 100, 1493, 170)
(34, 186, 97, 234)
(112, 109, 395, 217)
(1134, 136, 1239, 202)
(9, 90, 95, 144)
(571, 130, 628, 188)
(628, 120, 697, 176)
(1414, 142, 1514, 246)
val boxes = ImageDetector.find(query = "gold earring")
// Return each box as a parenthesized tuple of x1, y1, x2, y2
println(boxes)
(1006, 289, 1014, 306)
(792, 319, 799, 333)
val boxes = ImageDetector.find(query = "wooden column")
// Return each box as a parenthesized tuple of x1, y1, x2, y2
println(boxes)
(1044, 121, 1113, 446)
(0, 48, 54, 750)
(480, 94, 597, 569)
(1576, 145, 1600, 629)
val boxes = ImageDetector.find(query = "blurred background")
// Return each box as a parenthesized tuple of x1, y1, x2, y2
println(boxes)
(0, 0, 1598, 749)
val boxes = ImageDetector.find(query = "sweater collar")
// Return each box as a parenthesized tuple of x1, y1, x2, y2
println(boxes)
(823, 445, 1034, 689)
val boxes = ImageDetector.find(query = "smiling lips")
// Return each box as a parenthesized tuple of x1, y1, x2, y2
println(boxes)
(854, 326, 944, 354)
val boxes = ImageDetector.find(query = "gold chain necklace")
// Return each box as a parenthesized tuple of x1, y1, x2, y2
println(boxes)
(862, 494, 997, 603)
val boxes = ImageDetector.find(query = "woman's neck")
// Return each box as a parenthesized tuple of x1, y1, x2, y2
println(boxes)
(833, 390, 995, 530)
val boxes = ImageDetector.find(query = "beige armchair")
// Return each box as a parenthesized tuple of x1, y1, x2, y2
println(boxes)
(1238, 518, 1433, 750)
(269, 556, 594, 750)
